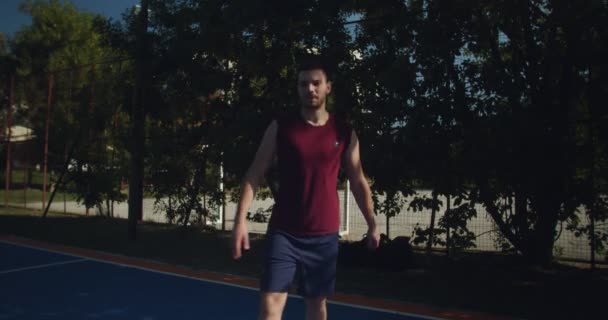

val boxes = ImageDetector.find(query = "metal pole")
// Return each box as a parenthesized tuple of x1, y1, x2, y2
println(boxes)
(4, 75, 14, 208)
(23, 168, 27, 208)
(341, 180, 350, 236)
(591, 203, 596, 269)
(64, 144, 67, 214)
(43, 74, 53, 211)
(85, 65, 95, 217)
(219, 157, 225, 230)
(25, 129, 30, 208)
(128, 0, 148, 239)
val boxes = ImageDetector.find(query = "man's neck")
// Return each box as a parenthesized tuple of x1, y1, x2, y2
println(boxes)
(300, 106, 329, 126)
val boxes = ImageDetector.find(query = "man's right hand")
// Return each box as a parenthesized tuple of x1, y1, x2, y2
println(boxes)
(231, 121, 276, 260)
(231, 222, 250, 259)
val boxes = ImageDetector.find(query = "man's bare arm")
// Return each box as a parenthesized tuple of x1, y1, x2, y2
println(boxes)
(232, 120, 277, 259)
(344, 130, 379, 249)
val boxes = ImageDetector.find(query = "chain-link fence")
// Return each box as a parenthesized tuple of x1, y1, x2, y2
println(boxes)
(15, 183, 605, 264)
(2, 56, 605, 266)
(233, 189, 606, 263)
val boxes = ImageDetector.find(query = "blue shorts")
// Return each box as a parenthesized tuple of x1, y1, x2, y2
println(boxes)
(260, 231, 339, 298)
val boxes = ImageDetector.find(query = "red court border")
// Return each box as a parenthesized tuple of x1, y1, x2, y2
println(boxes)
(1, 235, 515, 320)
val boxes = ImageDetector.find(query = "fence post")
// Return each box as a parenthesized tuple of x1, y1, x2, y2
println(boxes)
(4, 75, 14, 208)
(23, 168, 27, 208)
(341, 180, 350, 236)
(219, 158, 226, 231)
(43, 73, 53, 211)
(590, 203, 596, 269)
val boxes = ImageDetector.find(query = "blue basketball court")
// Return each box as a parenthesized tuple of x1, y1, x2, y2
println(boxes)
(0, 238, 491, 319)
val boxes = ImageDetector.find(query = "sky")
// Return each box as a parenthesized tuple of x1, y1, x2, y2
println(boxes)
(0, 0, 138, 37)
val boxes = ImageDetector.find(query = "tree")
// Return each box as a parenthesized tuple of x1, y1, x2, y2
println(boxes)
(11, 0, 129, 217)
(141, 0, 357, 226)
(346, 0, 417, 239)
(403, 0, 478, 255)
(464, 0, 608, 265)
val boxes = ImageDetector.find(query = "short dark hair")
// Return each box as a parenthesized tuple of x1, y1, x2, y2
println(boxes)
(296, 54, 332, 82)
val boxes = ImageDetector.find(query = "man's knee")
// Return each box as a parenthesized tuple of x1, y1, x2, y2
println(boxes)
(305, 297, 327, 313)
(305, 297, 328, 320)
(259, 292, 288, 320)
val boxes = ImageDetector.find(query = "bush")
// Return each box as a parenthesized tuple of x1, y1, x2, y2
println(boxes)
(339, 234, 415, 271)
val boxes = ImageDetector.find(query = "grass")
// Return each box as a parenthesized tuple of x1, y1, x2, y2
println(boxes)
(0, 188, 78, 204)
(3, 169, 46, 186)
(1, 207, 606, 320)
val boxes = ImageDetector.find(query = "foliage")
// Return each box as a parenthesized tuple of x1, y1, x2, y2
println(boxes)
(372, 190, 407, 238)
(247, 205, 273, 224)
(462, 0, 608, 265)
(5, 0, 608, 266)
(10, 0, 130, 213)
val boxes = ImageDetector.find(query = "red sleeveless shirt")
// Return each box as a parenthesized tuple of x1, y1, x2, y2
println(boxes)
(269, 113, 352, 236)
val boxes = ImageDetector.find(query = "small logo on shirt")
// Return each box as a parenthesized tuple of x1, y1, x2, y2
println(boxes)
(334, 141, 340, 148)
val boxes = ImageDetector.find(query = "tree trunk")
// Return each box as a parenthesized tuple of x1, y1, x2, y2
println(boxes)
(426, 191, 438, 255)
(590, 203, 596, 269)
(182, 197, 193, 228)
(168, 197, 173, 224)
(182, 166, 204, 228)
(106, 198, 111, 217)
(446, 194, 451, 257)
(202, 194, 207, 226)
(531, 200, 559, 266)
(386, 214, 390, 239)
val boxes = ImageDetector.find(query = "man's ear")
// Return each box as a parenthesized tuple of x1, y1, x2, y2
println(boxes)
(327, 81, 332, 94)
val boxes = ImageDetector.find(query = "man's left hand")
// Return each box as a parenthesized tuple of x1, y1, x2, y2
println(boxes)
(366, 227, 380, 251)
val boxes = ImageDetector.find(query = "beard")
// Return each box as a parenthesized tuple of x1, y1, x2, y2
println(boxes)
(300, 95, 325, 109)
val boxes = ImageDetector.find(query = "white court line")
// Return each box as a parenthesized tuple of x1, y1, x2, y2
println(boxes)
(0, 239, 446, 320)
(0, 258, 88, 274)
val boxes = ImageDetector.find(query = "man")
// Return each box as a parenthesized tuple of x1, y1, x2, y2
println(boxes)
(231, 55, 380, 320)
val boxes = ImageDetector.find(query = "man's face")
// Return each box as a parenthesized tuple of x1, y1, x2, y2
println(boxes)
(297, 69, 332, 109)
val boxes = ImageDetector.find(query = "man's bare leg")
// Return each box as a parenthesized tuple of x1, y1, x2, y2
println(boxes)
(305, 297, 327, 320)
(258, 292, 288, 320)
